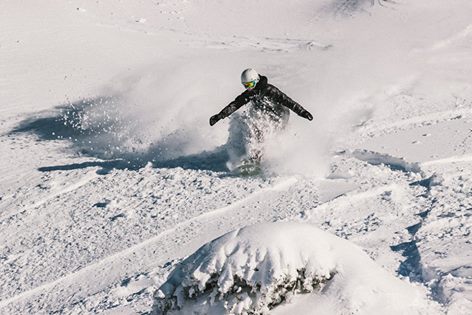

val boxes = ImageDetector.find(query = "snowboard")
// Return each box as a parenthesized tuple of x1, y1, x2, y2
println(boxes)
(234, 158, 262, 176)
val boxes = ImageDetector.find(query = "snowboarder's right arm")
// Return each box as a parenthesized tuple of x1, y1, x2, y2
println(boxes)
(209, 92, 250, 126)
(266, 85, 313, 121)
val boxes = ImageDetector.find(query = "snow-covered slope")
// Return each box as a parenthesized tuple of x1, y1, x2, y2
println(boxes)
(1, 0, 472, 314)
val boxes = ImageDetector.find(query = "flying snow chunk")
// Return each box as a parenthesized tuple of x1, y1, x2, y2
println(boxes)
(152, 222, 438, 315)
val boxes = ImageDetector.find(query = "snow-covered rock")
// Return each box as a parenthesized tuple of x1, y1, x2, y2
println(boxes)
(152, 222, 438, 314)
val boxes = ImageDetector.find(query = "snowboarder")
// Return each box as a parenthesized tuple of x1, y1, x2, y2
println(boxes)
(209, 68, 313, 127)
(209, 69, 313, 173)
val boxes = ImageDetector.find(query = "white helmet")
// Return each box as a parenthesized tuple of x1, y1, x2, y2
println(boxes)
(241, 68, 260, 89)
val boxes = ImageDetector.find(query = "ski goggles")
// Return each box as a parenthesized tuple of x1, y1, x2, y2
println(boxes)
(243, 80, 257, 89)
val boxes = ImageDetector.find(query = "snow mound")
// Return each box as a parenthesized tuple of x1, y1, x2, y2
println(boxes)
(152, 222, 437, 315)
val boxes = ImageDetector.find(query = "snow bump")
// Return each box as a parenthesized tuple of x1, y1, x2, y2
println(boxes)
(152, 222, 437, 314)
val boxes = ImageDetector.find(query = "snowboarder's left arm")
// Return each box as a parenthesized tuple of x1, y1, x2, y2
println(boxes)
(267, 85, 313, 121)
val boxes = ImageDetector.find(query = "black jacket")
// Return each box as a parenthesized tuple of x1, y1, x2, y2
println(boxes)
(214, 75, 312, 123)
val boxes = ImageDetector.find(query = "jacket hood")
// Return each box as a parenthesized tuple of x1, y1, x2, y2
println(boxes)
(257, 75, 268, 88)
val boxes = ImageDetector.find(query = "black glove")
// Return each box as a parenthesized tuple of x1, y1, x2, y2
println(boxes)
(209, 114, 221, 126)
(301, 111, 313, 121)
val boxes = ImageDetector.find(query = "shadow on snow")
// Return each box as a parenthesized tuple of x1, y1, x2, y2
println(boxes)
(10, 97, 230, 173)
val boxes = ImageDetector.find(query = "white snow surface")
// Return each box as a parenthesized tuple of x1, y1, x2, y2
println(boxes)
(154, 222, 435, 314)
(1, 0, 472, 314)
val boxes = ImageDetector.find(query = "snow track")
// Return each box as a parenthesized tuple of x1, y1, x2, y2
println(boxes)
(0, 175, 300, 313)
(422, 154, 472, 166)
(359, 107, 472, 138)
(0, 172, 98, 224)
